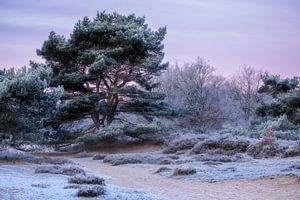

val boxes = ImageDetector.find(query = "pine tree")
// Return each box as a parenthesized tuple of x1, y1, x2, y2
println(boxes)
(0, 63, 63, 141)
(256, 74, 300, 124)
(37, 12, 168, 129)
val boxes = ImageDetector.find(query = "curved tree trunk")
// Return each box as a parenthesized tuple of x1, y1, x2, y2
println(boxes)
(91, 110, 101, 129)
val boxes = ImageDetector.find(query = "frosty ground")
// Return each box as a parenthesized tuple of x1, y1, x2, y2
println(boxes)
(1, 134, 300, 200)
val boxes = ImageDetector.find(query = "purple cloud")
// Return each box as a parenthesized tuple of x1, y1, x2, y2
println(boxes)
(0, 0, 299, 77)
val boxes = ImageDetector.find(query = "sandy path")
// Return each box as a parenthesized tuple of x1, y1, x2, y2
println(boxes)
(75, 158, 300, 200)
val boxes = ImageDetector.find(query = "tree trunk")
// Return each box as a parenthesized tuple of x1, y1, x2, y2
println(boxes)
(106, 111, 114, 125)
(106, 94, 119, 125)
(91, 110, 101, 129)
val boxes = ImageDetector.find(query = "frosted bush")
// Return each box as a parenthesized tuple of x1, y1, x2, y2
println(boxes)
(69, 174, 105, 185)
(172, 167, 196, 176)
(256, 114, 297, 131)
(77, 122, 162, 143)
(216, 124, 250, 136)
(124, 121, 161, 137)
(216, 124, 262, 138)
(77, 186, 105, 197)
(0, 64, 63, 142)
(273, 130, 300, 141)
(76, 123, 125, 143)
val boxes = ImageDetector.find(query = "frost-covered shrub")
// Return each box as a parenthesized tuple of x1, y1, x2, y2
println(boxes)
(39, 157, 74, 165)
(124, 122, 161, 137)
(155, 167, 172, 174)
(255, 115, 298, 131)
(247, 142, 283, 158)
(0, 148, 40, 163)
(35, 166, 61, 174)
(74, 152, 94, 158)
(216, 124, 263, 139)
(190, 135, 250, 155)
(282, 142, 300, 158)
(216, 125, 252, 137)
(163, 134, 206, 154)
(193, 153, 243, 162)
(76, 123, 125, 143)
(217, 116, 300, 140)
(159, 158, 174, 165)
(35, 165, 85, 175)
(103, 153, 160, 165)
(77, 121, 162, 144)
(77, 186, 105, 197)
(0, 64, 63, 142)
(249, 115, 300, 140)
(274, 130, 300, 141)
(92, 154, 106, 160)
(172, 167, 196, 176)
(0, 147, 73, 164)
(69, 175, 105, 185)
(103, 154, 144, 166)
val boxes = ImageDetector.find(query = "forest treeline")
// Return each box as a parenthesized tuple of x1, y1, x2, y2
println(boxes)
(0, 12, 299, 144)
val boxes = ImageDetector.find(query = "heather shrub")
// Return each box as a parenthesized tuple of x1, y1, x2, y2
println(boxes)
(69, 174, 105, 185)
(190, 135, 250, 155)
(77, 186, 105, 197)
(155, 167, 172, 174)
(74, 152, 94, 158)
(124, 122, 161, 137)
(92, 154, 106, 160)
(172, 167, 196, 176)
(76, 121, 162, 144)
(103, 153, 165, 165)
(35, 165, 85, 175)
(76, 123, 125, 143)
(274, 130, 300, 141)
(255, 114, 298, 131)
(163, 134, 206, 154)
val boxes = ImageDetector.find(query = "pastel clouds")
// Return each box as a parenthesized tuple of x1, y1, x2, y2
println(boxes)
(0, 0, 299, 77)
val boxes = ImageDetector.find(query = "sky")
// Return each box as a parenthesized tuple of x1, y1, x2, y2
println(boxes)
(0, 0, 299, 77)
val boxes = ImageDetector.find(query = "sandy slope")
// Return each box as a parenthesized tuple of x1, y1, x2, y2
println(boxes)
(75, 158, 300, 200)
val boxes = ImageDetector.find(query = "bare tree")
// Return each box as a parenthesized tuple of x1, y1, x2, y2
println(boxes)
(159, 57, 225, 129)
(229, 66, 263, 120)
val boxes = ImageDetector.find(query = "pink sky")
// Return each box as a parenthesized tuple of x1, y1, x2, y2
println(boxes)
(0, 0, 299, 77)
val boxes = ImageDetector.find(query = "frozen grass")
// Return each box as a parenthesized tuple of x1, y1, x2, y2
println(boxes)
(103, 153, 163, 166)
(68, 174, 105, 185)
(0, 147, 73, 164)
(190, 135, 250, 155)
(282, 142, 300, 158)
(163, 133, 300, 159)
(0, 164, 166, 200)
(247, 142, 282, 158)
(39, 157, 74, 165)
(74, 152, 94, 158)
(92, 154, 107, 160)
(290, 164, 300, 169)
(103, 154, 143, 165)
(172, 167, 196, 176)
(63, 184, 81, 189)
(159, 158, 174, 165)
(0, 148, 40, 163)
(35, 165, 85, 176)
(192, 153, 243, 163)
(154, 167, 172, 174)
(163, 134, 206, 154)
(77, 186, 105, 197)
(31, 183, 50, 188)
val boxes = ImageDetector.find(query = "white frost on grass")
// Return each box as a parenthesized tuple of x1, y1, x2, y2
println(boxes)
(0, 164, 166, 200)
(164, 157, 300, 182)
